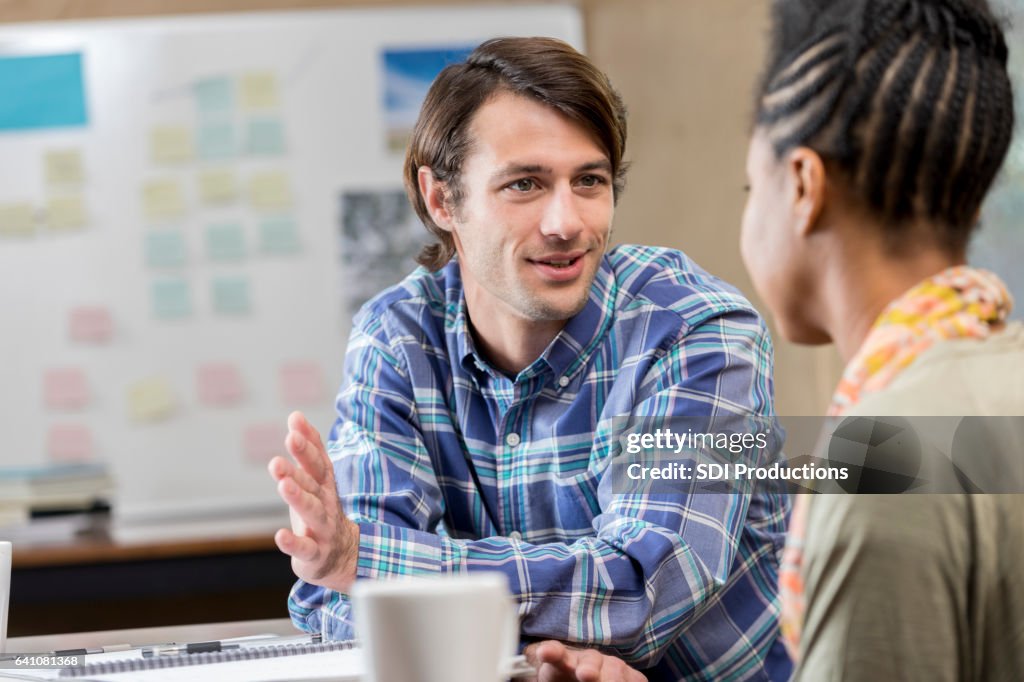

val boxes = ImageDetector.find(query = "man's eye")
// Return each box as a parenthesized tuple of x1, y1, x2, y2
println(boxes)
(508, 178, 536, 192)
(578, 175, 607, 188)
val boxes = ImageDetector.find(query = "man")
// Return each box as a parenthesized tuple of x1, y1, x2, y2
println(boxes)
(269, 37, 790, 681)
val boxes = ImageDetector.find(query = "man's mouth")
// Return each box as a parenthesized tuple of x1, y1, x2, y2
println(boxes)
(534, 257, 579, 269)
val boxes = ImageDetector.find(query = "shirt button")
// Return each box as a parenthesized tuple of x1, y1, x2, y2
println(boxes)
(558, 375, 570, 387)
(505, 433, 521, 447)
(508, 531, 522, 541)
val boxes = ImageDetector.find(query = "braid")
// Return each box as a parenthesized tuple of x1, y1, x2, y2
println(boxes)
(757, 0, 1015, 252)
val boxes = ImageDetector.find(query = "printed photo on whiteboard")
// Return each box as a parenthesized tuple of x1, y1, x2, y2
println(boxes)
(381, 44, 475, 153)
(338, 188, 430, 318)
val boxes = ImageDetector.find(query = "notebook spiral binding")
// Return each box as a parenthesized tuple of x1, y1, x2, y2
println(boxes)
(59, 639, 359, 678)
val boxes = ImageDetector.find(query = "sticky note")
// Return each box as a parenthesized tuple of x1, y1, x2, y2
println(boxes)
(248, 171, 291, 209)
(69, 306, 113, 343)
(45, 149, 84, 185)
(259, 215, 300, 254)
(240, 71, 279, 110)
(194, 76, 233, 115)
(279, 362, 325, 406)
(206, 222, 246, 261)
(145, 230, 187, 268)
(143, 180, 185, 220)
(198, 168, 238, 204)
(198, 122, 235, 160)
(242, 422, 286, 464)
(150, 125, 193, 163)
(43, 368, 90, 410)
(47, 195, 87, 230)
(0, 202, 35, 237)
(246, 118, 286, 155)
(47, 424, 95, 462)
(151, 278, 192, 319)
(212, 276, 251, 315)
(0, 53, 88, 131)
(196, 363, 244, 406)
(127, 377, 176, 422)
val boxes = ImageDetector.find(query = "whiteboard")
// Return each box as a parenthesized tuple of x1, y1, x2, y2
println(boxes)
(0, 5, 583, 518)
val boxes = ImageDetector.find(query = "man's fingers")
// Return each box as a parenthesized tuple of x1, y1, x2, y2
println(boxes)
(278, 476, 329, 530)
(274, 527, 319, 562)
(269, 454, 322, 498)
(286, 422, 331, 483)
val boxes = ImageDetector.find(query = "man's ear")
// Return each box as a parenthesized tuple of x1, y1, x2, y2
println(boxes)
(786, 147, 826, 237)
(417, 166, 454, 232)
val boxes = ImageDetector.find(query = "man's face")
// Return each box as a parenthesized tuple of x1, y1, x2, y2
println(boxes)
(445, 91, 615, 327)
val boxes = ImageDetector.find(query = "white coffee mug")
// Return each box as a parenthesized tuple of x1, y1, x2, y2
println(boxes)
(0, 541, 11, 654)
(352, 572, 517, 682)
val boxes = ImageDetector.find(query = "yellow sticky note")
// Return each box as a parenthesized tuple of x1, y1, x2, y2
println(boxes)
(151, 126, 193, 164)
(248, 171, 291, 210)
(143, 180, 186, 220)
(240, 72, 279, 110)
(45, 150, 85, 185)
(127, 377, 176, 422)
(198, 168, 238, 204)
(47, 195, 87, 230)
(0, 202, 36, 236)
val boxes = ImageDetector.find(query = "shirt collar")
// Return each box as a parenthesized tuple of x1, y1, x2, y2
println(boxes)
(449, 255, 618, 385)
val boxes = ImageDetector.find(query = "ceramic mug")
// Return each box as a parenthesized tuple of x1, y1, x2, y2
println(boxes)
(352, 572, 517, 682)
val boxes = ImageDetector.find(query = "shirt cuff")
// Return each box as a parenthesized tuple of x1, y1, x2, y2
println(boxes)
(355, 522, 466, 578)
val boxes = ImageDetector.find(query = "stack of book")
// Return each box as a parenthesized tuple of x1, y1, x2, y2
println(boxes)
(0, 462, 114, 544)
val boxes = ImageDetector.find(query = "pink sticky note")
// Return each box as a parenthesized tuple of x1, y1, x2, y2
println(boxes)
(242, 422, 286, 464)
(279, 362, 325, 406)
(43, 368, 90, 410)
(197, 363, 245, 406)
(69, 306, 114, 343)
(47, 424, 95, 462)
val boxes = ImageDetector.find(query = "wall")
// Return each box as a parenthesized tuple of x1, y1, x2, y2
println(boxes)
(0, 0, 841, 415)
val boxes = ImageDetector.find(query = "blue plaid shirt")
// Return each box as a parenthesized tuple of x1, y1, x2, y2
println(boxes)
(289, 245, 791, 681)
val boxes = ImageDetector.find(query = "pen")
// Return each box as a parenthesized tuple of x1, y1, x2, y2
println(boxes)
(145, 641, 242, 657)
(52, 644, 134, 656)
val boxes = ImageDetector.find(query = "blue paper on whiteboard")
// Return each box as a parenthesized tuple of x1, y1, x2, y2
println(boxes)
(206, 222, 246, 261)
(198, 121, 235, 159)
(152, 278, 192, 319)
(0, 52, 88, 131)
(246, 118, 286, 155)
(212, 276, 251, 315)
(194, 76, 233, 115)
(259, 216, 300, 254)
(145, 230, 187, 268)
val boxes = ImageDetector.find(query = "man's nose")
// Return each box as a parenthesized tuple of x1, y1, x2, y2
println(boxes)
(539, 185, 585, 241)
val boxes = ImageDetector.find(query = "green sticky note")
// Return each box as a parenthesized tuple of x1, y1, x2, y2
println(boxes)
(206, 223, 246, 262)
(198, 122, 235, 160)
(246, 118, 286, 155)
(145, 230, 187, 268)
(194, 77, 233, 115)
(259, 216, 300, 254)
(152, 278, 191, 319)
(212, 276, 251, 315)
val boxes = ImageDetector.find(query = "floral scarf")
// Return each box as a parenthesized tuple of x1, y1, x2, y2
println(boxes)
(778, 265, 1014, 661)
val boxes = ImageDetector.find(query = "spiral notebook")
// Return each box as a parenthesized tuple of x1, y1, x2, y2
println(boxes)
(53, 639, 534, 681)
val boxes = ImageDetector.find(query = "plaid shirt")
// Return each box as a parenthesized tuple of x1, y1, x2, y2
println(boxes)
(289, 244, 791, 681)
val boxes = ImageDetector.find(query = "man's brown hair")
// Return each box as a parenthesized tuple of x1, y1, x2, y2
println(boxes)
(404, 36, 629, 271)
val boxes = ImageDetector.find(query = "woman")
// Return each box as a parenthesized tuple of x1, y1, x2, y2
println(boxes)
(743, 0, 1023, 679)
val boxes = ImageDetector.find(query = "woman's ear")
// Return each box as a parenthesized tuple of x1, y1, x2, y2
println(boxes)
(417, 166, 454, 232)
(786, 147, 826, 237)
